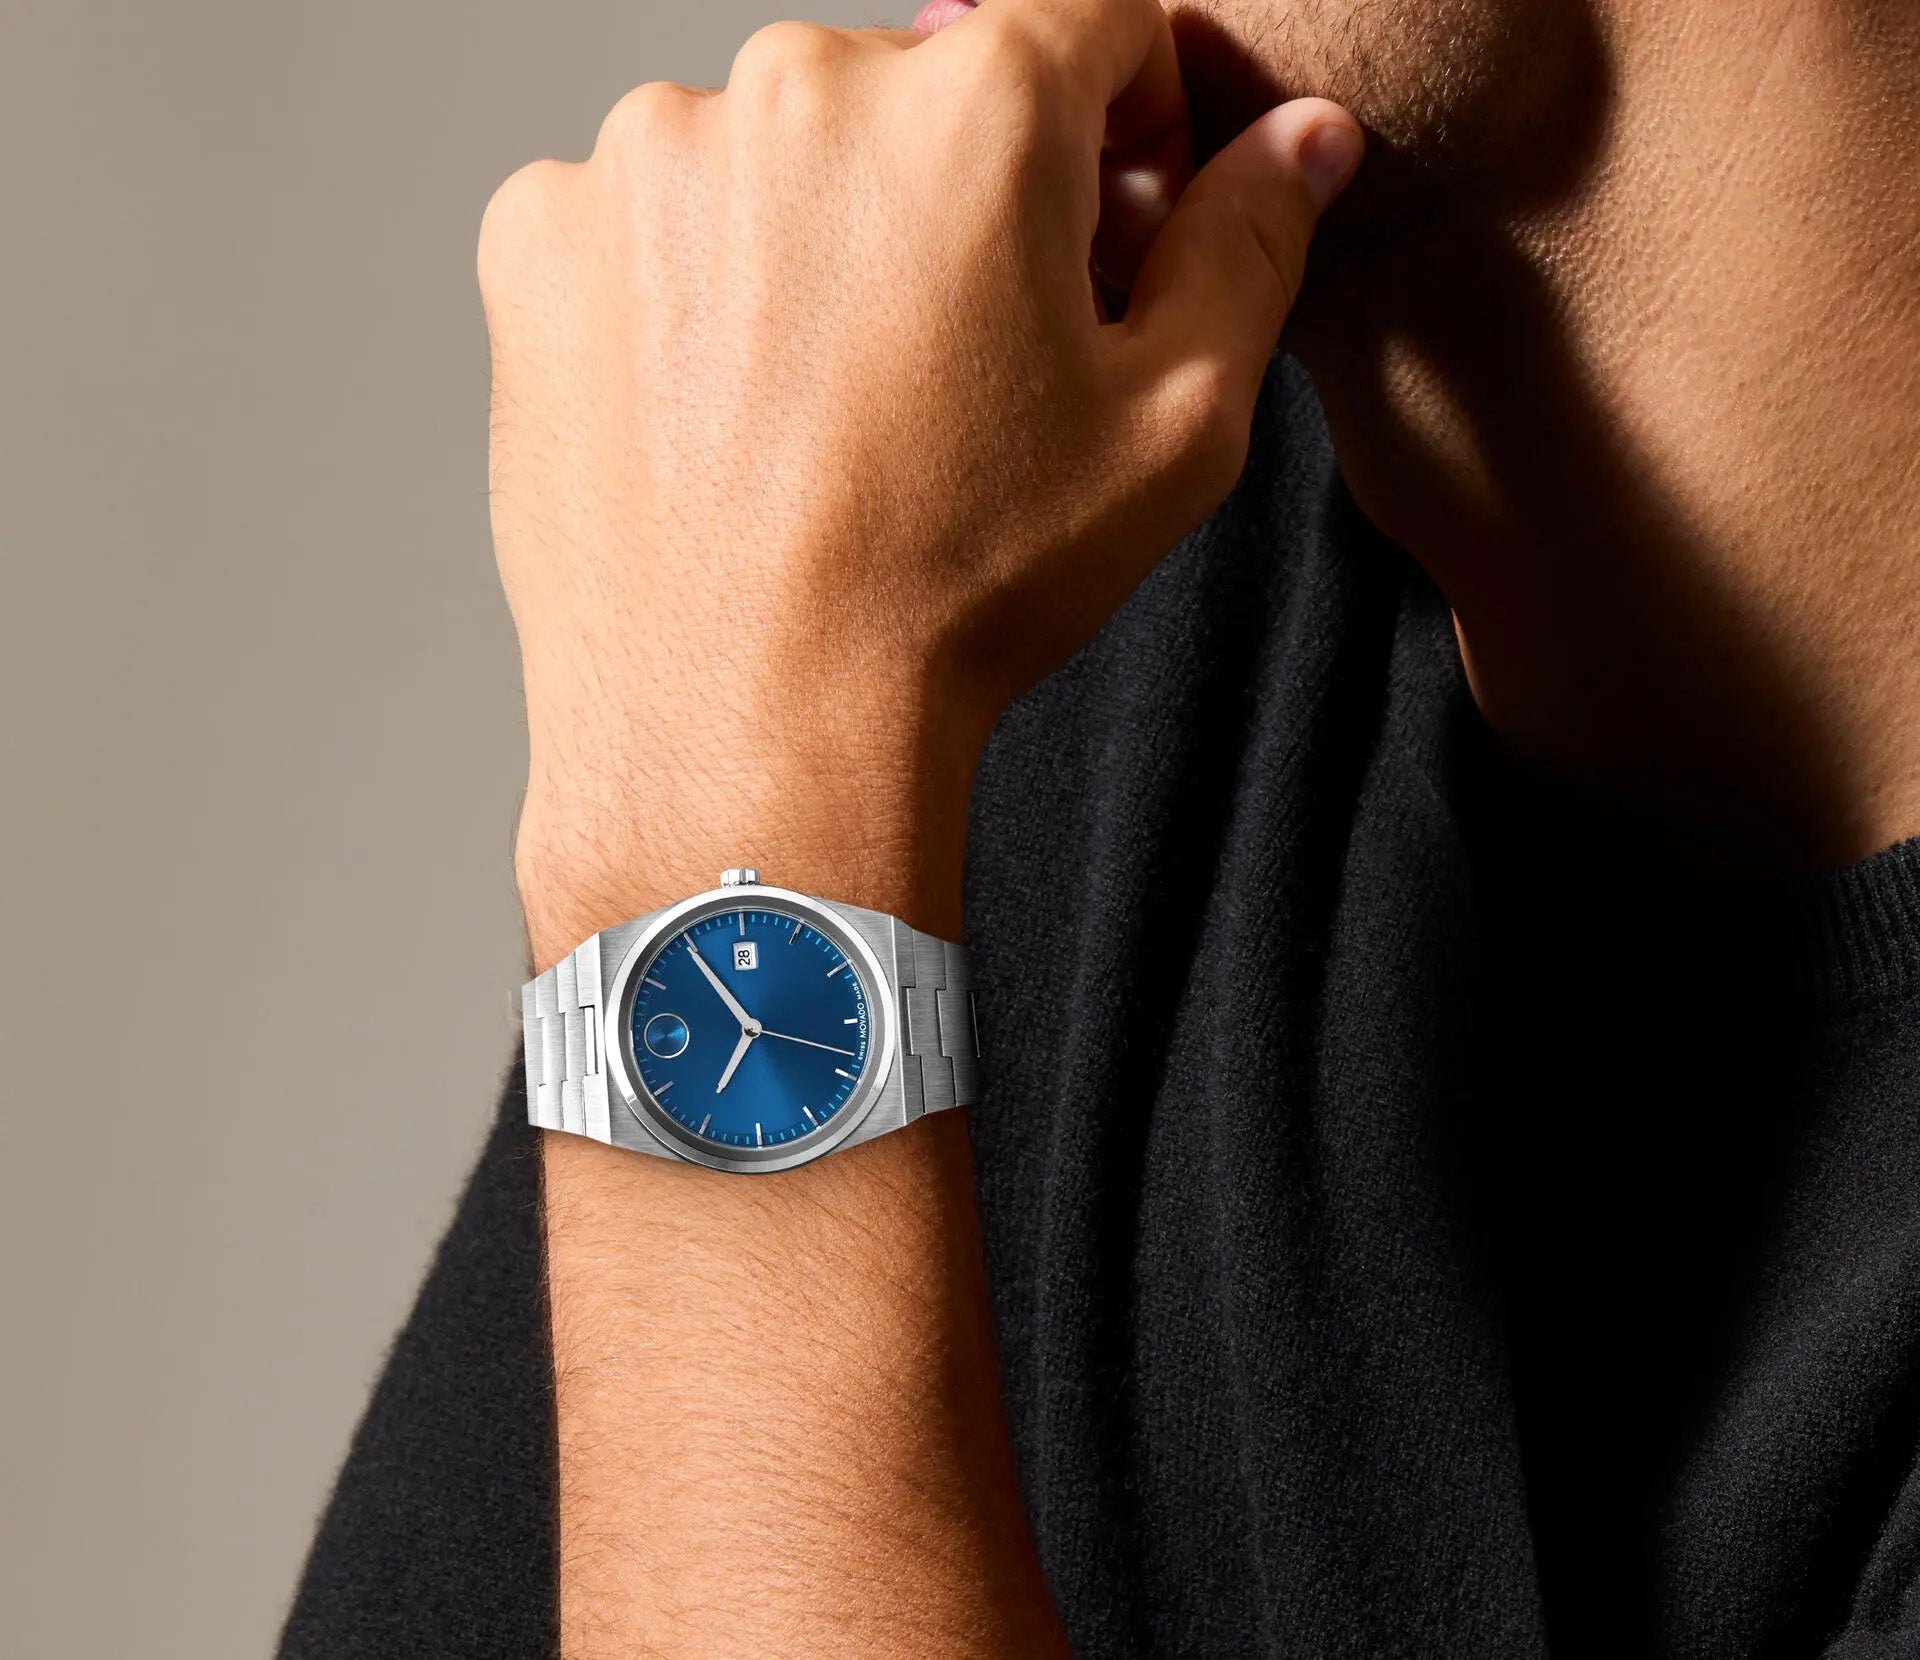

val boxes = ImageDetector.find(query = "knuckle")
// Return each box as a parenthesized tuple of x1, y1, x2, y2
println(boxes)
(1257, 238, 1307, 320)
(974, 12, 1070, 103)
(1199, 191, 1305, 316)
(477, 159, 570, 298)
(593, 79, 687, 159)
(728, 20, 840, 103)
(933, 21, 1073, 166)
(1232, 196, 1310, 317)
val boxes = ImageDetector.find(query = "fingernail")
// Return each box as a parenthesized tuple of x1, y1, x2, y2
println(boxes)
(1298, 121, 1364, 211)
(911, 0, 975, 32)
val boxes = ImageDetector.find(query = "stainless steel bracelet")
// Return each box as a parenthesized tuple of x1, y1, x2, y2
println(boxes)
(521, 910, 978, 1149)
(891, 921, 981, 1117)
(522, 936, 611, 1142)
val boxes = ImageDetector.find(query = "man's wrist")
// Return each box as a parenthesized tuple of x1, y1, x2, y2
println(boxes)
(515, 684, 992, 968)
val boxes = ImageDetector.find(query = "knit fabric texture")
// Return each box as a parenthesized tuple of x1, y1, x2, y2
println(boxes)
(280, 359, 1920, 1660)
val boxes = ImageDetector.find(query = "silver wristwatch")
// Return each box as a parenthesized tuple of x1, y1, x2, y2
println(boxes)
(521, 869, 980, 1174)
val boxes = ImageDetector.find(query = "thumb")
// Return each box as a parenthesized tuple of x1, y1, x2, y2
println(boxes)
(1123, 97, 1362, 407)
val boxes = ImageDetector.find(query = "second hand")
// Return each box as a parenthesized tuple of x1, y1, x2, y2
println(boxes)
(757, 1029, 856, 1058)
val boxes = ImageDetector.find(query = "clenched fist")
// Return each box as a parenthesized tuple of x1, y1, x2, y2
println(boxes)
(481, 0, 1361, 957)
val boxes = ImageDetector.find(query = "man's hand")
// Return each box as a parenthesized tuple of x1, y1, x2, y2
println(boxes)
(480, 2, 1358, 1654)
(482, 0, 1360, 956)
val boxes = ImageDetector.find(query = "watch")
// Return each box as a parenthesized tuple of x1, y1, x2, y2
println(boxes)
(521, 868, 980, 1173)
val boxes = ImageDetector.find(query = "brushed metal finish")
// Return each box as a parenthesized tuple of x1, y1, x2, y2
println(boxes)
(521, 874, 979, 1174)
(522, 936, 612, 1142)
(889, 917, 977, 1120)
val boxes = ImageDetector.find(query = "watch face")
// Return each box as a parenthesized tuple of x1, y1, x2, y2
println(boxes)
(627, 903, 875, 1154)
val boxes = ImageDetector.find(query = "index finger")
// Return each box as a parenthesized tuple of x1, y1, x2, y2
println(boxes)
(929, 0, 1188, 159)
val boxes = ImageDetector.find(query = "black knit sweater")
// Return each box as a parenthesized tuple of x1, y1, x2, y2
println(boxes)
(282, 359, 1920, 1659)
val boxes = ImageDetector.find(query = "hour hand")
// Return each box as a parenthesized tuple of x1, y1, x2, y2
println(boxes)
(687, 939, 754, 1029)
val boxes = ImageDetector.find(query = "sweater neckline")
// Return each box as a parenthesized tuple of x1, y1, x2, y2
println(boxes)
(1450, 700, 1920, 1015)
(1706, 832, 1920, 1010)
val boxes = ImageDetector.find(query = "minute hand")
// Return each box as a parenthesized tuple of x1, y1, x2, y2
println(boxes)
(715, 1027, 755, 1094)
(686, 940, 755, 1029)
(757, 1029, 856, 1058)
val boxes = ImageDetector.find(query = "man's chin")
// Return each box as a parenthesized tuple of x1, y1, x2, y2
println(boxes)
(1167, 0, 1607, 209)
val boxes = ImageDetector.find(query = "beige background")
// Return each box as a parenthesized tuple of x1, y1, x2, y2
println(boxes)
(0, 2, 883, 1655)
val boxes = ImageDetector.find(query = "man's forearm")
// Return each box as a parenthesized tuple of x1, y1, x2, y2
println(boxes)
(545, 1115, 1058, 1655)
(524, 740, 1066, 1656)
(481, 0, 1360, 1648)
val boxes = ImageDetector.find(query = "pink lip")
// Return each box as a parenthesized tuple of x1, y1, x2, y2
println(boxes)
(911, 0, 977, 33)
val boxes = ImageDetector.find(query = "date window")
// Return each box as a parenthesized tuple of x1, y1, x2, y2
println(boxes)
(732, 941, 759, 972)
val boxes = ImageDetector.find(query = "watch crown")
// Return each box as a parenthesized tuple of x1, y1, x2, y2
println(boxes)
(719, 868, 760, 888)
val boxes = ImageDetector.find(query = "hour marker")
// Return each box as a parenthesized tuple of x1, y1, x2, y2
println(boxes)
(655, 1078, 675, 1095)
(843, 1017, 858, 1025)
(802, 1105, 818, 1127)
(826, 961, 847, 978)
(738, 912, 746, 935)
(789, 919, 803, 944)
(644, 976, 666, 991)
(699, 1113, 712, 1135)
(755, 1122, 764, 1147)
(834, 1067, 853, 1080)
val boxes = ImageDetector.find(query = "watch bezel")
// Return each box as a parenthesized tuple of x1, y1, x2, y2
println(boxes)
(603, 884, 897, 1174)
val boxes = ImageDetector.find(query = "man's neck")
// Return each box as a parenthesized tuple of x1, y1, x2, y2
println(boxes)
(1299, 0, 1920, 870)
